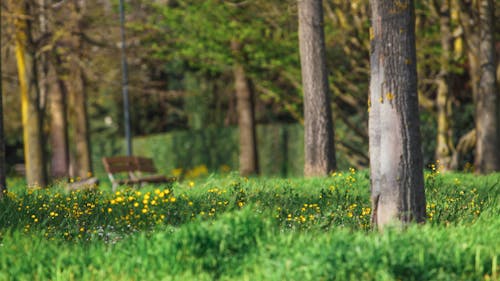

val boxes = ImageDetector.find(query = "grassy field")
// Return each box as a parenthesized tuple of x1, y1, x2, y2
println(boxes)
(0, 170, 499, 280)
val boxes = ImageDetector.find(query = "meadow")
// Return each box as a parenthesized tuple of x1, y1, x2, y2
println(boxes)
(0, 169, 499, 281)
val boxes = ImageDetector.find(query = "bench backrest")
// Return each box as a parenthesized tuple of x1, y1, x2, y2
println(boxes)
(134, 157, 158, 173)
(102, 156, 138, 174)
(102, 156, 159, 174)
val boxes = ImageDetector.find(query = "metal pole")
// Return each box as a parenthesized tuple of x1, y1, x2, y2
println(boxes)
(119, 0, 132, 156)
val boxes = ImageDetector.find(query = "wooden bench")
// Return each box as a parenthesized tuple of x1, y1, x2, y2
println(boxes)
(102, 156, 175, 191)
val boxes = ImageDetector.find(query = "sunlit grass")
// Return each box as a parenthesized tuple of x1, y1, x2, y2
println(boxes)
(0, 169, 498, 280)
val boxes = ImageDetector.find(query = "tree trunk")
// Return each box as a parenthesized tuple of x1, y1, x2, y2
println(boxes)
(15, 1, 47, 187)
(231, 41, 259, 176)
(49, 54, 70, 179)
(368, 0, 426, 229)
(298, 0, 337, 177)
(474, 0, 500, 173)
(0, 1, 6, 194)
(71, 70, 93, 179)
(435, 0, 455, 171)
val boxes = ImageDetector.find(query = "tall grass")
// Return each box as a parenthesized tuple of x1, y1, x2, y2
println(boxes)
(0, 170, 499, 280)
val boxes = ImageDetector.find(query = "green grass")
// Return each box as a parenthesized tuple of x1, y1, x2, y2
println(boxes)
(0, 170, 499, 280)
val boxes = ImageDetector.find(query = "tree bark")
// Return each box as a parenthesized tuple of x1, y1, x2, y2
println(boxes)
(474, 0, 500, 173)
(368, 0, 426, 229)
(15, 1, 48, 188)
(68, 0, 92, 179)
(71, 70, 93, 179)
(49, 54, 70, 179)
(231, 40, 259, 176)
(298, 0, 337, 177)
(434, 0, 455, 171)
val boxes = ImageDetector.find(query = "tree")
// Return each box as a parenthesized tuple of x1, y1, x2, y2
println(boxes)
(0, 0, 6, 195)
(368, 0, 426, 228)
(71, 70, 92, 179)
(457, 0, 499, 173)
(14, 0, 47, 187)
(433, 0, 455, 171)
(232, 40, 259, 176)
(475, 0, 499, 173)
(49, 53, 70, 179)
(298, 0, 336, 176)
(67, 0, 92, 179)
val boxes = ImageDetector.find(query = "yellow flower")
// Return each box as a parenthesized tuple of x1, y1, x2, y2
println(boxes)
(170, 197, 177, 203)
(142, 208, 148, 214)
(108, 208, 112, 213)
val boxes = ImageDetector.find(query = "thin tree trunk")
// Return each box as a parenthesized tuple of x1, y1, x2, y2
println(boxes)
(368, 0, 426, 229)
(71, 70, 92, 179)
(0, 1, 6, 194)
(69, 0, 92, 179)
(475, 0, 500, 173)
(298, 0, 337, 177)
(49, 54, 70, 179)
(15, 1, 47, 187)
(435, 0, 455, 171)
(231, 40, 259, 176)
(37, 0, 49, 112)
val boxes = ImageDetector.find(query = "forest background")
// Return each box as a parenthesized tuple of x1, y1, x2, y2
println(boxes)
(1, 0, 499, 181)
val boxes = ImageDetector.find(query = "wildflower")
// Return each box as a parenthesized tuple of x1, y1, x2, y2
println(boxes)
(170, 197, 176, 203)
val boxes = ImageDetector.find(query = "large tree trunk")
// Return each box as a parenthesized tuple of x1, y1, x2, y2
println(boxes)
(0, 2, 6, 194)
(15, 1, 47, 187)
(298, 0, 337, 177)
(231, 41, 259, 176)
(434, 0, 455, 171)
(71, 70, 92, 179)
(368, 0, 426, 229)
(474, 0, 500, 173)
(49, 54, 70, 179)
